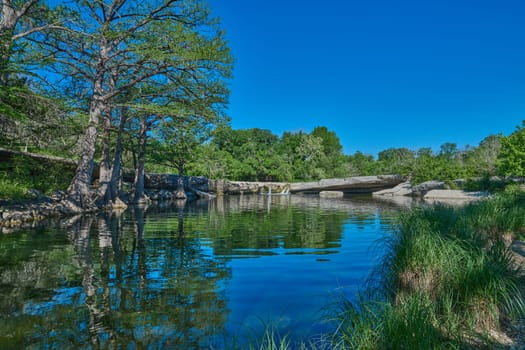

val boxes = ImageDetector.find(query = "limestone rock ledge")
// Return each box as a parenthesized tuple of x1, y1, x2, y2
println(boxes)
(373, 180, 446, 198)
(289, 175, 406, 194)
(423, 190, 487, 204)
(207, 175, 406, 195)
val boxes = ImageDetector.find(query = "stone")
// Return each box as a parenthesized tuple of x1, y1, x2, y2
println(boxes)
(174, 189, 187, 200)
(208, 181, 289, 195)
(206, 176, 406, 195)
(111, 198, 128, 209)
(144, 174, 209, 191)
(423, 190, 487, 205)
(289, 175, 406, 194)
(373, 181, 412, 197)
(410, 180, 445, 197)
(50, 190, 66, 202)
(27, 188, 44, 199)
(319, 191, 344, 198)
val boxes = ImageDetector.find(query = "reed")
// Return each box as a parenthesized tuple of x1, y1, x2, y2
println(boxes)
(334, 191, 525, 348)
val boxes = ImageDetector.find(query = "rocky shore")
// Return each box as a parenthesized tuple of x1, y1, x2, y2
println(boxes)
(0, 175, 491, 229)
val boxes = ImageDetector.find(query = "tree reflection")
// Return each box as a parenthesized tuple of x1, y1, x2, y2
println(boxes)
(0, 195, 403, 348)
(0, 207, 232, 348)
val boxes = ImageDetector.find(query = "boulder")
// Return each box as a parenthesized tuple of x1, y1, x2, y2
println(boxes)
(424, 190, 487, 205)
(373, 181, 412, 197)
(208, 180, 289, 195)
(410, 180, 445, 197)
(144, 174, 209, 191)
(319, 191, 344, 198)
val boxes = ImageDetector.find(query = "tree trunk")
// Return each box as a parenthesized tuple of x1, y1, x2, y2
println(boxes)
(67, 39, 110, 209)
(66, 95, 105, 209)
(96, 68, 117, 207)
(96, 110, 112, 206)
(0, 0, 38, 85)
(132, 117, 148, 203)
(0, 1, 17, 85)
(109, 111, 127, 203)
(175, 160, 187, 199)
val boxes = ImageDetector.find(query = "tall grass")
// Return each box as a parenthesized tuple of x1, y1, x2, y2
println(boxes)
(333, 190, 525, 349)
(0, 155, 73, 200)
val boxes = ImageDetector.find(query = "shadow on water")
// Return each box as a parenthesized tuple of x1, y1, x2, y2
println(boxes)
(0, 195, 414, 348)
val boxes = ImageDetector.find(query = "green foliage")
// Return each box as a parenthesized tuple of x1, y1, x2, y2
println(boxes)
(311, 126, 347, 178)
(202, 126, 347, 182)
(376, 147, 415, 176)
(412, 147, 467, 185)
(465, 135, 501, 177)
(346, 151, 377, 176)
(0, 155, 73, 200)
(498, 122, 525, 176)
(0, 177, 28, 200)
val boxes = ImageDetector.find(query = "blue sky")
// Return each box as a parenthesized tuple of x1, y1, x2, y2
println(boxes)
(207, 0, 525, 155)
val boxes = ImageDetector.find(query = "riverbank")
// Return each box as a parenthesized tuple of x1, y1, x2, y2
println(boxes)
(1, 183, 524, 348)
(0, 174, 409, 229)
(329, 189, 525, 349)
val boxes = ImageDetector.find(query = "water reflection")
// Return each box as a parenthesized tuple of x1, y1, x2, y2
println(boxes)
(0, 195, 408, 348)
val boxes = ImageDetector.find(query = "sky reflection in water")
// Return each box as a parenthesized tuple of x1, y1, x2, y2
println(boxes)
(0, 195, 408, 349)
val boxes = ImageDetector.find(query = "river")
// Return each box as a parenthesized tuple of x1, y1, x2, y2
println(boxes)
(0, 194, 411, 349)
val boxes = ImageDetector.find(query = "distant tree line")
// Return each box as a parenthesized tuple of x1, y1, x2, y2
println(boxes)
(166, 123, 524, 186)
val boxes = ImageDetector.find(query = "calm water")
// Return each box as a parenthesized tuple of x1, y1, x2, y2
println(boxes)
(0, 195, 410, 349)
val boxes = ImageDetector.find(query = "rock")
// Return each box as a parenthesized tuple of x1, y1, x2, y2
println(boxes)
(319, 191, 344, 198)
(373, 181, 412, 197)
(423, 190, 487, 205)
(111, 198, 128, 209)
(410, 180, 445, 197)
(506, 176, 525, 183)
(208, 181, 289, 195)
(452, 179, 466, 187)
(50, 190, 66, 201)
(191, 187, 216, 199)
(207, 176, 405, 195)
(174, 189, 187, 200)
(27, 188, 44, 199)
(144, 174, 209, 191)
(289, 175, 406, 194)
(158, 189, 172, 200)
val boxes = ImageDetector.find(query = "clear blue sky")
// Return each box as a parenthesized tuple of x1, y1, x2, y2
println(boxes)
(207, 0, 525, 155)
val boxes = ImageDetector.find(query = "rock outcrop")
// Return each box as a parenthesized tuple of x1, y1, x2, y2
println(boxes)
(143, 174, 209, 192)
(372, 180, 446, 198)
(373, 181, 413, 197)
(208, 180, 289, 195)
(423, 190, 487, 204)
(410, 180, 445, 197)
(206, 176, 406, 195)
(289, 175, 406, 194)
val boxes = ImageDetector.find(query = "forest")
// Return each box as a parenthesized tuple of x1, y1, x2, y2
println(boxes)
(1, 0, 525, 208)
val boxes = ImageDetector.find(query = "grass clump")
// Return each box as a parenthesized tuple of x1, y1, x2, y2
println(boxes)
(333, 191, 525, 349)
(0, 155, 73, 200)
